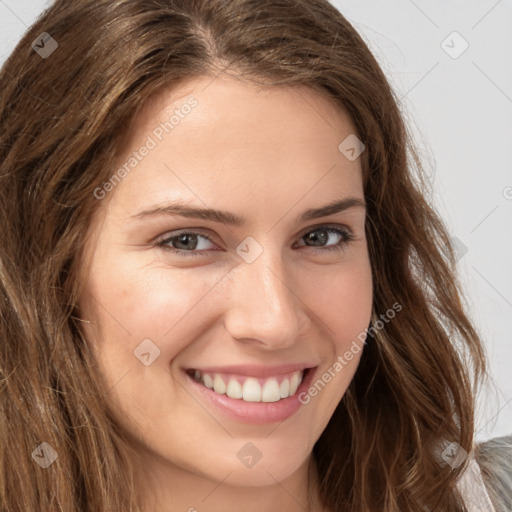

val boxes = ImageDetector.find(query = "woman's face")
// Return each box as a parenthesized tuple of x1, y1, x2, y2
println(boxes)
(79, 75, 373, 491)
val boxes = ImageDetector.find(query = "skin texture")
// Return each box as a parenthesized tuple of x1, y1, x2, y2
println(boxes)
(78, 75, 373, 512)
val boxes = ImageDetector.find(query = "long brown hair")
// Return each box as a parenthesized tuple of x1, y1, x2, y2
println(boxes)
(0, 0, 488, 510)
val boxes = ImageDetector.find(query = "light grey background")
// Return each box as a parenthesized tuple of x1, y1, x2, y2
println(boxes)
(1, 0, 510, 442)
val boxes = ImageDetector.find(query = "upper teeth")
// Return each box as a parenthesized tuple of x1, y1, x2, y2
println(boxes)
(192, 370, 304, 402)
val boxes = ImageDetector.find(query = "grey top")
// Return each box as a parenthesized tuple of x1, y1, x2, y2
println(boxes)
(470, 435, 512, 512)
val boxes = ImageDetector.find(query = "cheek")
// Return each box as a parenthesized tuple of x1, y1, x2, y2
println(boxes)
(77, 260, 228, 409)
(77, 263, 225, 427)
(296, 255, 372, 411)
(81, 259, 225, 343)
(301, 254, 373, 346)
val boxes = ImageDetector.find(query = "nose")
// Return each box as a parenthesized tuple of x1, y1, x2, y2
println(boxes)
(222, 249, 308, 350)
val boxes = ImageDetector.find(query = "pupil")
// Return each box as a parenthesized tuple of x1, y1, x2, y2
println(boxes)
(306, 230, 327, 246)
(176, 234, 197, 250)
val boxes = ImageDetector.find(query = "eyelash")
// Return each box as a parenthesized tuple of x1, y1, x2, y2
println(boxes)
(154, 225, 355, 258)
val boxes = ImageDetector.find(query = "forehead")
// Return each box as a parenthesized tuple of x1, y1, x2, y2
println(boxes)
(124, 75, 358, 152)
(102, 76, 364, 221)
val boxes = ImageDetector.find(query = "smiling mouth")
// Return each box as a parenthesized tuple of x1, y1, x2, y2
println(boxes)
(185, 368, 311, 403)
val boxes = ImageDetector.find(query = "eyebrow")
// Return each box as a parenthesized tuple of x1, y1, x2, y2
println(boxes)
(128, 196, 366, 226)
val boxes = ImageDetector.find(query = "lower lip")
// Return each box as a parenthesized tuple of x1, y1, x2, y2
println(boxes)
(184, 368, 317, 425)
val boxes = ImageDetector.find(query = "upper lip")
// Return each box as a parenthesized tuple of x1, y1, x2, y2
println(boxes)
(185, 363, 317, 378)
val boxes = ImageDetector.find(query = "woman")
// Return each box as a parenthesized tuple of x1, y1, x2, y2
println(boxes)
(0, 0, 509, 510)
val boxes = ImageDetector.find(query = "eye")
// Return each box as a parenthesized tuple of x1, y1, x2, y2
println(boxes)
(154, 231, 216, 257)
(294, 225, 355, 252)
(154, 224, 355, 258)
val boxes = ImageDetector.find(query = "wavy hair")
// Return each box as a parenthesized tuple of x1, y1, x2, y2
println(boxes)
(0, 0, 488, 510)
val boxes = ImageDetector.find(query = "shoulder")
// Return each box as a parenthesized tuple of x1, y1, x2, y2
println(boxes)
(472, 435, 512, 512)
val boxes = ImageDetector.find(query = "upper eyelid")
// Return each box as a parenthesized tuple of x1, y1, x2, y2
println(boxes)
(155, 227, 214, 244)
